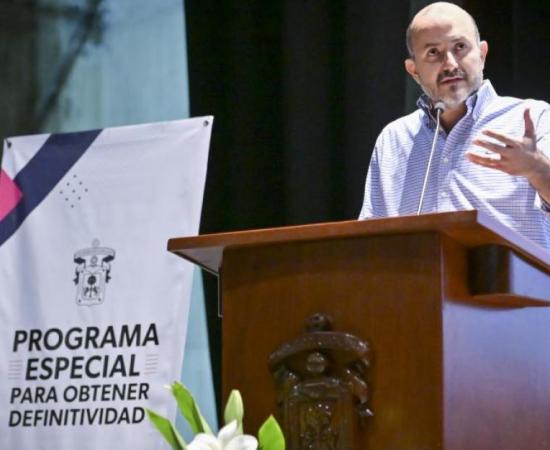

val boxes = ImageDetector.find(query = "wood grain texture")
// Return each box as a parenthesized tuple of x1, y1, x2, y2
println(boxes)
(169, 211, 550, 449)
(168, 210, 550, 275)
(222, 233, 444, 449)
(442, 236, 550, 450)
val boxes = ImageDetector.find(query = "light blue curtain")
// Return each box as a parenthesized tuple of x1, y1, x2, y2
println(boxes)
(34, 0, 217, 440)
(37, 0, 191, 130)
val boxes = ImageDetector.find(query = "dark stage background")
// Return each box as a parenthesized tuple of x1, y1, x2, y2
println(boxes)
(185, 0, 550, 409)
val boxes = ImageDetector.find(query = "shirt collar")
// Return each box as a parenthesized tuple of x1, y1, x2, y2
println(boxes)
(417, 80, 497, 128)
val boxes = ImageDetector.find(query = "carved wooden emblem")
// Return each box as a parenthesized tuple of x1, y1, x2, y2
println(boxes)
(268, 313, 372, 450)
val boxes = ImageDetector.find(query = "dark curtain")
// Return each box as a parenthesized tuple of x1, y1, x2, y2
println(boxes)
(0, 2, 39, 161)
(185, 0, 550, 410)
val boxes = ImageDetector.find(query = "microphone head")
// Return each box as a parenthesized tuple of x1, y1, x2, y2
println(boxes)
(433, 101, 446, 114)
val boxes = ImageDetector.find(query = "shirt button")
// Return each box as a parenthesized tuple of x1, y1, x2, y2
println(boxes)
(443, 157, 449, 163)
(440, 192, 448, 198)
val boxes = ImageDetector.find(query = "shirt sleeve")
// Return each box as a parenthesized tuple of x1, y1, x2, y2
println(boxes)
(534, 104, 550, 214)
(358, 145, 381, 220)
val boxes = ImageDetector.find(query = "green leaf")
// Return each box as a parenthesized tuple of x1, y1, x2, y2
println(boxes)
(224, 389, 244, 433)
(170, 382, 213, 435)
(145, 408, 187, 450)
(258, 415, 285, 450)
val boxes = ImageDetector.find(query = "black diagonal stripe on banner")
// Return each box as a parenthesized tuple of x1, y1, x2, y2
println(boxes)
(0, 129, 101, 247)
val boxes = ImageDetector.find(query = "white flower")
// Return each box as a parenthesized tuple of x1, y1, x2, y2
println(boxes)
(187, 420, 258, 450)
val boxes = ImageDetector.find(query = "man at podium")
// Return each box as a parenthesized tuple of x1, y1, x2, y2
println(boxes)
(359, 2, 550, 249)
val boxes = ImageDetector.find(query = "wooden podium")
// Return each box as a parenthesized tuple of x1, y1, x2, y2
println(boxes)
(169, 211, 550, 450)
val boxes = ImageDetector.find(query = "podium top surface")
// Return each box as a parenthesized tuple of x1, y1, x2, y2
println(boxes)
(168, 210, 550, 275)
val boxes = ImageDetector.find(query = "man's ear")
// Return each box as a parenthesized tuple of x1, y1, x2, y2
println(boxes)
(405, 58, 420, 84)
(479, 40, 489, 67)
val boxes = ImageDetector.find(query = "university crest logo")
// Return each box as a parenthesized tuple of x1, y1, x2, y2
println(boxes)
(73, 239, 116, 306)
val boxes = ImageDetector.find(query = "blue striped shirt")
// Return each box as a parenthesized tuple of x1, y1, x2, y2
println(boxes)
(359, 81, 550, 249)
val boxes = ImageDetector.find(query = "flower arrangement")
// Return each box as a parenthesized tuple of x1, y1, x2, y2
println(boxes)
(146, 382, 285, 450)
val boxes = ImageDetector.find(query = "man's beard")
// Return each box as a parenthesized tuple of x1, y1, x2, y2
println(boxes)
(422, 68, 484, 110)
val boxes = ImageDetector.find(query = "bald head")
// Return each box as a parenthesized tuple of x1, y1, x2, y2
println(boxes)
(406, 2, 480, 58)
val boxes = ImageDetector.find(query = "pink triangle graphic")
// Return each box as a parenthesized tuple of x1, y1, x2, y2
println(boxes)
(0, 169, 23, 221)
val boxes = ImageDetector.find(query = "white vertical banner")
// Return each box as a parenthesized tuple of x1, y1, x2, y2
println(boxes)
(0, 117, 212, 449)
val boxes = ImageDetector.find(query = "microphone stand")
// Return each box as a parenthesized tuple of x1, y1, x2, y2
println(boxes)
(417, 102, 445, 215)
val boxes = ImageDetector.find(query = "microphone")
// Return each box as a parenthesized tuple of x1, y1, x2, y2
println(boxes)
(416, 101, 445, 215)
